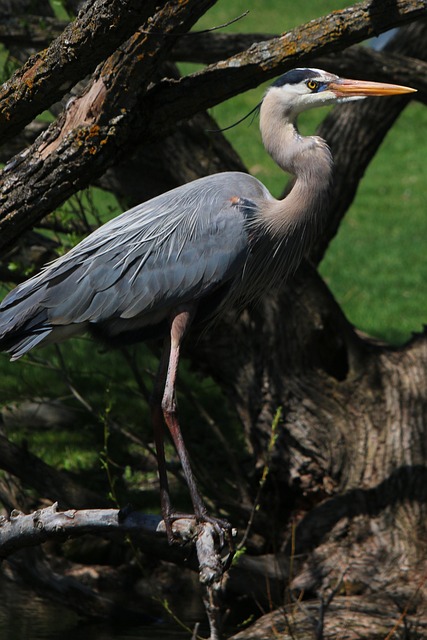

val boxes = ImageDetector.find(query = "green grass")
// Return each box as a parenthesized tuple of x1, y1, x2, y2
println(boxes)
(320, 102, 427, 343)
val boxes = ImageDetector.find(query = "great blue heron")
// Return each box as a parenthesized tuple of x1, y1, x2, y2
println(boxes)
(0, 68, 415, 539)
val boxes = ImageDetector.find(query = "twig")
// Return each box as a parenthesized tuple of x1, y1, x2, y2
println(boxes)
(383, 574, 427, 640)
(238, 407, 281, 549)
(315, 570, 347, 640)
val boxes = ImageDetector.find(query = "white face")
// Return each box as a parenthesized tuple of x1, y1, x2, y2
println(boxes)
(265, 67, 416, 120)
(268, 68, 364, 115)
(269, 71, 338, 114)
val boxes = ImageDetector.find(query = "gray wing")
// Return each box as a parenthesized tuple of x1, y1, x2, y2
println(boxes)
(0, 172, 270, 358)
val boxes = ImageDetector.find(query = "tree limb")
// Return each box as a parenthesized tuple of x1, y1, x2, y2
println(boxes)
(0, 502, 230, 638)
(144, 0, 426, 138)
(172, 30, 427, 102)
(0, 503, 163, 557)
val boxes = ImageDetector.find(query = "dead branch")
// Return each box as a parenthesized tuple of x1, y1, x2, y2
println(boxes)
(0, 503, 163, 557)
(0, 502, 232, 639)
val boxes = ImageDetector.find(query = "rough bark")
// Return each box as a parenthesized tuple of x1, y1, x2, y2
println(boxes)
(0, 0, 161, 142)
(0, 0, 217, 252)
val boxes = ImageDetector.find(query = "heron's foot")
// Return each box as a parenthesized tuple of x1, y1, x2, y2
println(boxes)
(162, 510, 205, 544)
(197, 512, 235, 569)
(195, 511, 233, 547)
(163, 510, 234, 552)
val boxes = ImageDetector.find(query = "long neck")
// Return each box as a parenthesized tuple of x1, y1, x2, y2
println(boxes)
(259, 91, 333, 237)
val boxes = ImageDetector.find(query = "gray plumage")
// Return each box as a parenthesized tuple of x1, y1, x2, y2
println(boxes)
(0, 173, 270, 358)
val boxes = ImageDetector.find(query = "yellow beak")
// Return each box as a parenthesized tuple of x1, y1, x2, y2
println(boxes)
(328, 78, 417, 97)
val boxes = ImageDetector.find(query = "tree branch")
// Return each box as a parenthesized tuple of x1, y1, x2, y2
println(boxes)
(0, 0, 217, 253)
(144, 0, 426, 138)
(0, 0, 161, 143)
(173, 30, 427, 103)
(0, 502, 230, 638)
(0, 503, 163, 557)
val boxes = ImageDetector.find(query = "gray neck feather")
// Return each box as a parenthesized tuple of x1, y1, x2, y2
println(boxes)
(214, 91, 334, 316)
(259, 91, 333, 241)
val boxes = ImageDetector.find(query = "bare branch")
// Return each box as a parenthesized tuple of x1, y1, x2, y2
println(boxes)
(0, 501, 230, 640)
(0, 503, 163, 557)
(145, 0, 426, 138)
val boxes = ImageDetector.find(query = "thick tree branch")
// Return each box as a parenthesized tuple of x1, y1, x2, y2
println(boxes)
(0, 0, 161, 144)
(172, 31, 427, 102)
(0, 502, 229, 639)
(0, 504, 163, 557)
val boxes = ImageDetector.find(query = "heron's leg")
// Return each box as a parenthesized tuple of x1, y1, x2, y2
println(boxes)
(150, 338, 174, 539)
(155, 308, 232, 545)
(161, 309, 209, 520)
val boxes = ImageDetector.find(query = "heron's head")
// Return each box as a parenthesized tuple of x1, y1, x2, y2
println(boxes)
(266, 67, 416, 117)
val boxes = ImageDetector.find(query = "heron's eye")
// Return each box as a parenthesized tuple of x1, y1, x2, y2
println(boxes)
(306, 80, 320, 92)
